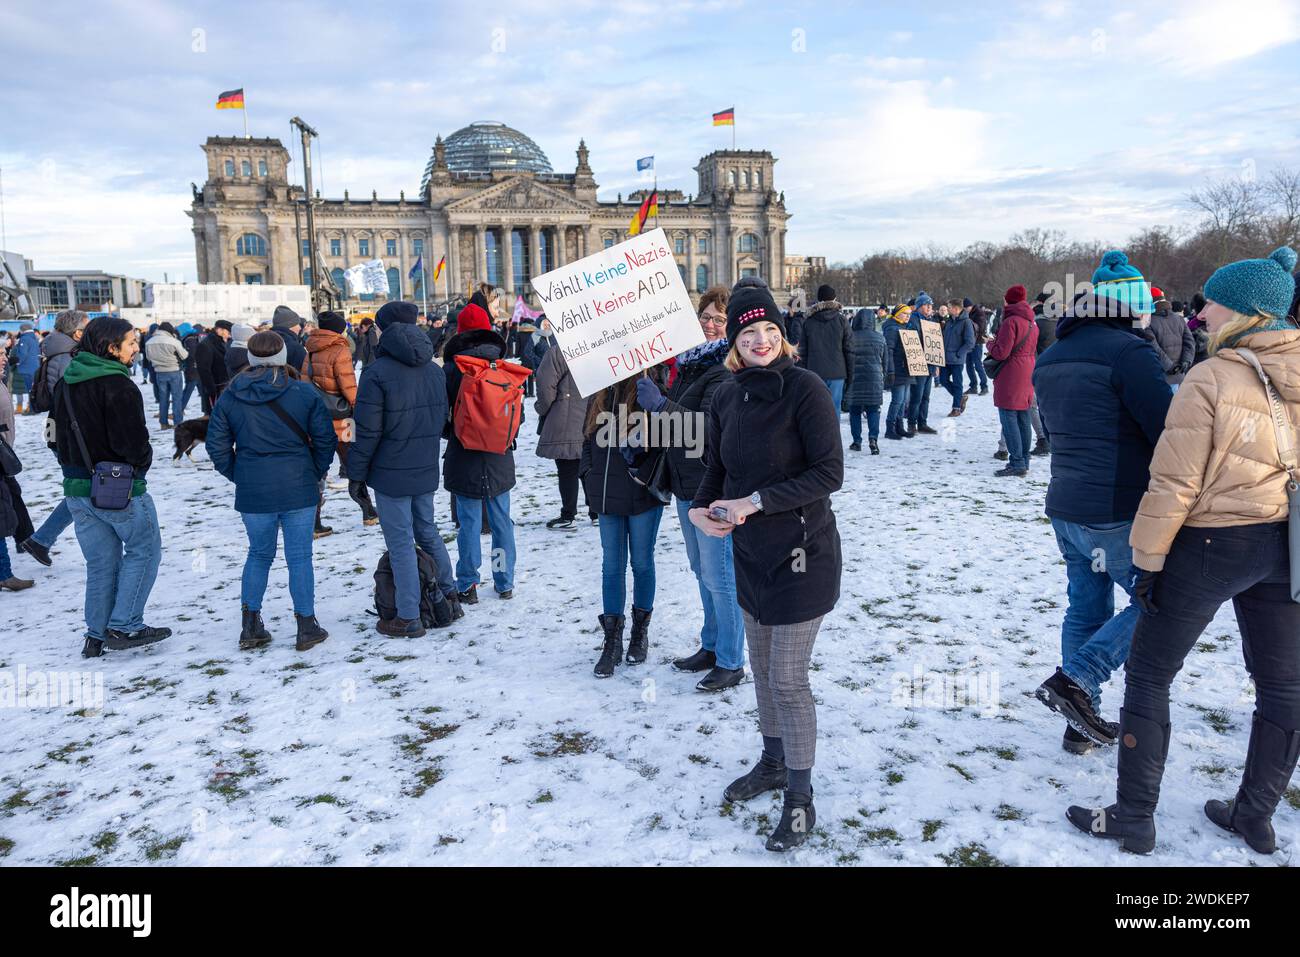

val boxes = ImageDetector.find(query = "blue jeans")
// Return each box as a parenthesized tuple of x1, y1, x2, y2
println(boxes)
(598, 507, 663, 616)
(675, 498, 744, 669)
(998, 408, 1032, 470)
(155, 370, 183, 426)
(938, 364, 964, 409)
(822, 378, 845, 419)
(181, 379, 197, 417)
(886, 381, 911, 429)
(453, 491, 516, 594)
(908, 372, 934, 426)
(240, 506, 316, 616)
(966, 342, 988, 389)
(67, 493, 162, 639)
(375, 490, 456, 618)
(32, 497, 73, 548)
(848, 405, 880, 444)
(1051, 517, 1139, 707)
(0, 537, 10, 579)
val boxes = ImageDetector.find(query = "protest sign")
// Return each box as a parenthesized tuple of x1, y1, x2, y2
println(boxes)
(899, 329, 929, 376)
(344, 259, 388, 297)
(530, 227, 703, 397)
(920, 319, 946, 367)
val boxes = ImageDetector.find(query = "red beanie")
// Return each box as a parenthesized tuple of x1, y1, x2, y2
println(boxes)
(1004, 284, 1027, 305)
(1150, 285, 1165, 300)
(457, 302, 491, 334)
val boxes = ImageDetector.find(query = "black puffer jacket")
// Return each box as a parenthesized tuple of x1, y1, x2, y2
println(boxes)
(195, 331, 229, 399)
(579, 394, 664, 516)
(693, 357, 844, 625)
(658, 339, 730, 502)
(442, 328, 517, 500)
(847, 310, 887, 407)
(797, 300, 854, 388)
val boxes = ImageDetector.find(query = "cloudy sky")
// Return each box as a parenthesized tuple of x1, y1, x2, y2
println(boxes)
(3, 0, 1299, 281)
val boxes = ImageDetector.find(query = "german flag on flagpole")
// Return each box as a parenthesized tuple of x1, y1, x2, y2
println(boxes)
(216, 89, 245, 110)
(628, 190, 658, 237)
(433, 254, 446, 283)
(711, 107, 734, 126)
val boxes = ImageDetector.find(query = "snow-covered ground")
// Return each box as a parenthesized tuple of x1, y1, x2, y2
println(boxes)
(0, 375, 1292, 867)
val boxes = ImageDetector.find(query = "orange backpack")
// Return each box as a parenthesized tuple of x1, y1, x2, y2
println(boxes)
(452, 355, 533, 454)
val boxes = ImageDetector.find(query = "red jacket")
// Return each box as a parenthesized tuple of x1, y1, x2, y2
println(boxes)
(986, 302, 1038, 410)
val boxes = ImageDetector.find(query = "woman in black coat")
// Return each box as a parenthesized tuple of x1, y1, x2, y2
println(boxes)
(580, 377, 665, 678)
(690, 278, 844, 852)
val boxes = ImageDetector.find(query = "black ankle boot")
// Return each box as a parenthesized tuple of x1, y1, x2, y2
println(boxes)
(239, 606, 272, 650)
(1066, 708, 1170, 854)
(766, 789, 816, 851)
(295, 614, 329, 651)
(594, 614, 625, 678)
(723, 752, 789, 802)
(1205, 712, 1300, 854)
(626, 607, 652, 664)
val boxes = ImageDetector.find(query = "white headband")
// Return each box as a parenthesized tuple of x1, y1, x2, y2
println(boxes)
(247, 342, 288, 367)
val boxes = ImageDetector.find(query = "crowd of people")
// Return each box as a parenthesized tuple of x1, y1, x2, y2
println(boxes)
(1, 242, 1298, 857)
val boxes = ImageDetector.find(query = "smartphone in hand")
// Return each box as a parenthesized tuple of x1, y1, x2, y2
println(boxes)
(708, 506, 733, 524)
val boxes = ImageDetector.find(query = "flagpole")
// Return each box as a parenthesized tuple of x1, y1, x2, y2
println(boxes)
(421, 261, 428, 320)
(243, 94, 249, 139)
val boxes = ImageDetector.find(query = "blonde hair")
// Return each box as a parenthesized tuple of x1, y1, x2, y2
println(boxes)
(1208, 308, 1277, 355)
(725, 337, 799, 372)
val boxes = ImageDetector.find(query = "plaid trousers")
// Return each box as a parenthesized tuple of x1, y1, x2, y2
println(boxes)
(743, 611, 825, 770)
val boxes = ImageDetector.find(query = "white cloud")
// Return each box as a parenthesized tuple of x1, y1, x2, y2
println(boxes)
(1135, 0, 1300, 72)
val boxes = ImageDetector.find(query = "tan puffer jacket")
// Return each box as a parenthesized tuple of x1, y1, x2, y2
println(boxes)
(302, 328, 358, 442)
(1130, 328, 1300, 571)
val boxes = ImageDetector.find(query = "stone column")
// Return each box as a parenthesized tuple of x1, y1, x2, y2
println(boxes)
(553, 226, 566, 268)
(476, 225, 488, 284)
(685, 230, 696, 293)
(529, 224, 542, 289)
(501, 224, 514, 293)
(446, 223, 459, 297)
(398, 230, 409, 301)
(583, 226, 594, 259)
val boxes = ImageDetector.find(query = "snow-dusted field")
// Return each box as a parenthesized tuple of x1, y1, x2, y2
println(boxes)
(0, 375, 1291, 867)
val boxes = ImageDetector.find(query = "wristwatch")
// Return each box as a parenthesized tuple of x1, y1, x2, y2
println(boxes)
(749, 491, 764, 512)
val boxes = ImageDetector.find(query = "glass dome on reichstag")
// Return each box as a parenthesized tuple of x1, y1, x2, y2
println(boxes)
(421, 121, 553, 190)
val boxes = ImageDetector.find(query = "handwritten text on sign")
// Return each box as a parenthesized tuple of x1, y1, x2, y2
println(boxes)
(531, 228, 703, 397)
(919, 319, 946, 367)
(899, 329, 929, 377)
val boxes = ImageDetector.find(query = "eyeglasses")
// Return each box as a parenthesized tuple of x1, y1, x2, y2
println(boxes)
(700, 315, 726, 325)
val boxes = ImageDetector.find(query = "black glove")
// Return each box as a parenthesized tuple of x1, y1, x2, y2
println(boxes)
(1133, 569, 1159, 615)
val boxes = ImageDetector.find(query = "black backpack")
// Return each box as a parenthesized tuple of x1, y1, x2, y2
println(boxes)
(28, 355, 54, 413)
(374, 547, 453, 628)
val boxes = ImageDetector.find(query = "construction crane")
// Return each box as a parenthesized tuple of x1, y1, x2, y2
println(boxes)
(0, 257, 36, 323)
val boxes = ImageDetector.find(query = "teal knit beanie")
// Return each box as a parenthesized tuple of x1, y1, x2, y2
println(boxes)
(1204, 246, 1298, 320)
(1091, 250, 1153, 317)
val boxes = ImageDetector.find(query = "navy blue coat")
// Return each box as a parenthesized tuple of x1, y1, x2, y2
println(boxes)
(273, 326, 308, 373)
(941, 311, 976, 366)
(880, 318, 914, 388)
(1033, 316, 1173, 525)
(206, 368, 337, 514)
(347, 323, 447, 498)
(847, 310, 887, 408)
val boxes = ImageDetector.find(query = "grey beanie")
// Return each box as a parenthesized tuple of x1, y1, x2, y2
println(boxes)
(231, 324, 255, 348)
(272, 305, 303, 329)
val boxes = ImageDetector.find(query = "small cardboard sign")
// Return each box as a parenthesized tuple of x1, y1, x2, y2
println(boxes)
(899, 329, 929, 377)
(920, 319, 946, 367)
(530, 227, 703, 397)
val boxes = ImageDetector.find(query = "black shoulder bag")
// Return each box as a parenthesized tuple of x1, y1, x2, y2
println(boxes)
(305, 353, 354, 420)
(61, 383, 135, 510)
(983, 323, 1032, 380)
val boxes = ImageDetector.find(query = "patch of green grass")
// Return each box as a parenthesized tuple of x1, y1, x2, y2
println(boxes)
(1196, 762, 1232, 779)
(921, 820, 945, 842)
(994, 804, 1023, 821)
(946, 762, 974, 782)
(91, 831, 119, 853)
(407, 762, 444, 798)
(383, 654, 417, 663)
(687, 754, 709, 765)
(437, 834, 460, 846)
(372, 673, 398, 684)
(531, 730, 597, 758)
(842, 817, 862, 829)
(863, 827, 902, 845)
(940, 842, 1005, 867)
(297, 794, 344, 808)
(143, 835, 184, 861)
(46, 740, 93, 764)
(2, 788, 33, 812)
(885, 770, 904, 786)
(56, 854, 98, 867)
(0, 836, 14, 857)
(533, 790, 554, 804)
